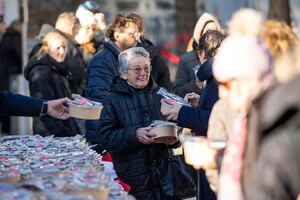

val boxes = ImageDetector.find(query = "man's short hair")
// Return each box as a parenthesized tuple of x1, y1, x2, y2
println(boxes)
(105, 13, 136, 41)
(55, 12, 79, 34)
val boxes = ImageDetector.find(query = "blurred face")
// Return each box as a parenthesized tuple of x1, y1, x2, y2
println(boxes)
(219, 79, 258, 112)
(75, 24, 95, 44)
(72, 20, 81, 39)
(115, 21, 140, 51)
(47, 38, 67, 63)
(122, 56, 151, 89)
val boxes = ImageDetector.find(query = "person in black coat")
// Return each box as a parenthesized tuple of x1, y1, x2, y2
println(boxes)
(0, 91, 70, 119)
(173, 50, 202, 97)
(24, 31, 80, 137)
(99, 47, 178, 200)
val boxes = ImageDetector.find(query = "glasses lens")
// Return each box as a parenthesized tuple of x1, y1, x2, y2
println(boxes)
(129, 66, 151, 74)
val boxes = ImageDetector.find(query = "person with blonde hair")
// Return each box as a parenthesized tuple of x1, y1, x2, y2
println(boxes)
(24, 31, 80, 137)
(260, 20, 299, 58)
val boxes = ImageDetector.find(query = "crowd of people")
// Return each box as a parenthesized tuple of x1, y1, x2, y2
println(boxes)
(0, 0, 300, 199)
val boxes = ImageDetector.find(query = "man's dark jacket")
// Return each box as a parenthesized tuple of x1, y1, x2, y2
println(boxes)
(85, 39, 120, 143)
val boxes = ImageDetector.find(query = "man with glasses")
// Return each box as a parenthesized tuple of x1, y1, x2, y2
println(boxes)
(128, 13, 172, 91)
(85, 13, 140, 152)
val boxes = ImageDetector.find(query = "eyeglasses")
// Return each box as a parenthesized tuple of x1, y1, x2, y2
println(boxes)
(123, 31, 141, 40)
(127, 66, 152, 74)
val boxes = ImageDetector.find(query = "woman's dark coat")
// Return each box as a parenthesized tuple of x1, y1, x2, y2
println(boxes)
(24, 55, 80, 137)
(99, 77, 177, 200)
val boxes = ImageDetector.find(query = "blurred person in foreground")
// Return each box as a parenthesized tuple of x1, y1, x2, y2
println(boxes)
(85, 13, 140, 152)
(204, 8, 266, 193)
(183, 8, 300, 200)
(173, 12, 221, 97)
(99, 47, 179, 200)
(24, 32, 80, 137)
(247, 44, 300, 200)
(213, 36, 274, 200)
(128, 13, 172, 91)
(188, 8, 274, 200)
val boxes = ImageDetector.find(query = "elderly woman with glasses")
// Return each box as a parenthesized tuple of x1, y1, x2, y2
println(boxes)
(99, 47, 178, 200)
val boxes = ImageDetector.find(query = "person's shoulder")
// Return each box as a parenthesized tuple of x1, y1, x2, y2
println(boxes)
(180, 51, 198, 63)
(93, 44, 118, 61)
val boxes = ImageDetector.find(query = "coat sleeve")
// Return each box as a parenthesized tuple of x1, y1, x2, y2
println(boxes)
(86, 54, 118, 103)
(177, 84, 218, 132)
(173, 57, 201, 97)
(99, 98, 143, 153)
(28, 67, 75, 135)
(0, 91, 43, 116)
(246, 133, 299, 200)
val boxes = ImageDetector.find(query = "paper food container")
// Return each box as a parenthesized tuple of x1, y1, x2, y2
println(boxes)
(150, 121, 177, 143)
(69, 103, 103, 120)
(66, 187, 109, 200)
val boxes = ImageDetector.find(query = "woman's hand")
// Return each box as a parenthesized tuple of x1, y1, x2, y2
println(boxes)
(136, 127, 157, 145)
(184, 92, 200, 107)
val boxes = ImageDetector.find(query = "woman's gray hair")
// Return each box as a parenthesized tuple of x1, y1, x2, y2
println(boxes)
(118, 47, 150, 74)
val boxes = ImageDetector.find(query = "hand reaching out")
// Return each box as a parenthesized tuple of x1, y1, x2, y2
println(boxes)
(47, 97, 71, 120)
(94, 12, 106, 30)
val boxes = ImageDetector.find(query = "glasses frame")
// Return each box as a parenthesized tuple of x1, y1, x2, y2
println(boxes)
(127, 65, 152, 74)
(122, 31, 141, 40)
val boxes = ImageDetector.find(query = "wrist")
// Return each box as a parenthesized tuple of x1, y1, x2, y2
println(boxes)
(41, 101, 48, 115)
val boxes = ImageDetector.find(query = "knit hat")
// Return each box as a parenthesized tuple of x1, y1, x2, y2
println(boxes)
(76, 5, 96, 26)
(193, 12, 221, 45)
(213, 35, 273, 82)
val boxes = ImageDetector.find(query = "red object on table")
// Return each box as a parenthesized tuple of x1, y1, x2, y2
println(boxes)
(102, 153, 131, 192)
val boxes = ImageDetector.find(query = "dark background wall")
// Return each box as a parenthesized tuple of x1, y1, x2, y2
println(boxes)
(28, 0, 83, 38)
